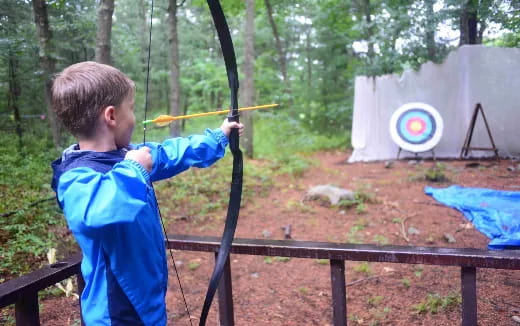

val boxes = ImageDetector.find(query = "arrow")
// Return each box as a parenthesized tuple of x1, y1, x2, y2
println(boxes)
(143, 103, 279, 127)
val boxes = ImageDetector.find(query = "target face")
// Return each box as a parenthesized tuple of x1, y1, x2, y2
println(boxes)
(389, 102, 444, 153)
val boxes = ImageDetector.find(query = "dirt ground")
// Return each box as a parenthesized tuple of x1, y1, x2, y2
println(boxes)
(35, 150, 520, 325)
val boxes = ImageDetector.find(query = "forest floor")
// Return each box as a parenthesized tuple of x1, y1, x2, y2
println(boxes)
(33, 150, 520, 325)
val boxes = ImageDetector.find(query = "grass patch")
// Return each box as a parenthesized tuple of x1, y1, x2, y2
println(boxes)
(346, 218, 369, 244)
(188, 260, 201, 271)
(353, 262, 372, 275)
(338, 183, 377, 214)
(408, 162, 450, 183)
(367, 295, 384, 307)
(414, 265, 424, 278)
(412, 292, 461, 314)
(373, 234, 389, 245)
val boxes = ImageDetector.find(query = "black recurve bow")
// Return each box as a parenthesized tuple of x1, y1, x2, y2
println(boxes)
(199, 1, 243, 325)
(144, 1, 242, 325)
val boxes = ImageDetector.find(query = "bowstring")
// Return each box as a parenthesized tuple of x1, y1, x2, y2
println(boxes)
(143, 0, 193, 325)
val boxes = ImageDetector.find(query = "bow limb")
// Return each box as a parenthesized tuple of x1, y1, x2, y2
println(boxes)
(199, 1, 243, 325)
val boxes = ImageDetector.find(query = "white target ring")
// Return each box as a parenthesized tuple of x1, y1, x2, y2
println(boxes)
(389, 102, 444, 153)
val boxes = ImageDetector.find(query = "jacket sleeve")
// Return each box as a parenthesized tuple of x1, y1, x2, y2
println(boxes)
(139, 128, 228, 182)
(57, 159, 150, 235)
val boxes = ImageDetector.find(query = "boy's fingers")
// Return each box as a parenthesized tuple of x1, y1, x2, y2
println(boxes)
(140, 146, 151, 152)
(230, 122, 243, 128)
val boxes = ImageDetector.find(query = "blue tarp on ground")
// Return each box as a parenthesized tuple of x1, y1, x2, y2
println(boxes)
(425, 185, 520, 250)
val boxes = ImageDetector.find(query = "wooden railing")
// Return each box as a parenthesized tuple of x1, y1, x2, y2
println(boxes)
(1, 235, 520, 326)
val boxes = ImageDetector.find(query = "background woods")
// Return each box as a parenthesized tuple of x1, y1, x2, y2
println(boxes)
(1, 0, 518, 152)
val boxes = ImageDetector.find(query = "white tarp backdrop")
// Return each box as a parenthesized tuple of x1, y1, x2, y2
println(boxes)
(348, 45, 520, 162)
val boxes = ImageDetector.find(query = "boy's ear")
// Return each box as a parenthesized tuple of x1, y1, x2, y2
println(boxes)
(102, 106, 117, 127)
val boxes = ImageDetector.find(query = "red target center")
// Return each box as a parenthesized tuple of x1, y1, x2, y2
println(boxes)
(406, 118, 426, 135)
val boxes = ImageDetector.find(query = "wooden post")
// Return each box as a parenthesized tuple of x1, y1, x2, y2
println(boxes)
(216, 253, 234, 326)
(77, 273, 85, 326)
(15, 292, 40, 326)
(461, 266, 477, 326)
(330, 259, 346, 326)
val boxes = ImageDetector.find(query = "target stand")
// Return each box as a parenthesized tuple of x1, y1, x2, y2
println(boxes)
(389, 102, 444, 160)
(396, 147, 437, 160)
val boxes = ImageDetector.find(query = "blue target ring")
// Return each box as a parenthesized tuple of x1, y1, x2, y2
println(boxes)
(396, 109, 436, 144)
(389, 103, 444, 153)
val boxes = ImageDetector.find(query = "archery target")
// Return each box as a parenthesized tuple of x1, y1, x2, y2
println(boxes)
(389, 102, 444, 153)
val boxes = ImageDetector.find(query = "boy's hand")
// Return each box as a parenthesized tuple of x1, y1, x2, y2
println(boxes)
(220, 119, 244, 138)
(125, 147, 152, 172)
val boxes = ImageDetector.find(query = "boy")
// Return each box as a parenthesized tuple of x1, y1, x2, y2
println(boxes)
(50, 61, 243, 325)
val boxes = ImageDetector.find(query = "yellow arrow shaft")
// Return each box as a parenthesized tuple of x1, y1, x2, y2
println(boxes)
(144, 103, 278, 125)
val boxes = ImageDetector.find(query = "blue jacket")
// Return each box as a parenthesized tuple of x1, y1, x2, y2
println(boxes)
(51, 129, 228, 325)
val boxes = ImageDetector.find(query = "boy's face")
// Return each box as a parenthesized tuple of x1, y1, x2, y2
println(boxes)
(114, 94, 136, 149)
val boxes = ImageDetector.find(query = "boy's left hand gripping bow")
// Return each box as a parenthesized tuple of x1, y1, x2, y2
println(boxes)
(199, 1, 243, 325)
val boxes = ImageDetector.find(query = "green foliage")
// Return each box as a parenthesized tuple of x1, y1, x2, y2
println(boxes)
(414, 265, 424, 278)
(486, 32, 520, 47)
(391, 217, 402, 224)
(367, 295, 384, 307)
(354, 184, 377, 204)
(188, 260, 201, 271)
(338, 184, 377, 214)
(154, 146, 277, 219)
(298, 286, 308, 295)
(355, 202, 367, 214)
(0, 132, 71, 277)
(412, 292, 461, 314)
(349, 314, 363, 323)
(424, 163, 448, 182)
(373, 234, 389, 245)
(254, 115, 347, 157)
(345, 218, 368, 243)
(263, 256, 291, 264)
(408, 162, 450, 183)
(353, 262, 372, 275)
(315, 259, 329, 265)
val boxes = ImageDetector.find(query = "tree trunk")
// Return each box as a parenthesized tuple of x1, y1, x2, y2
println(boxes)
(95, 0, 114, 65)
(32, 0, 60, 148)
(241, 0, 255, 158)
(167, 0, 181, 137)
(138, 0, 149, 73)
(264, 0, 288, 86)
(305, 28, 312, 90)
(459, 0, 479, 45)
(425, 0, 436, 59)
(363, 0, 375, 60)
(8, 50, 23, 152)
(477, 19, 486, 44)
